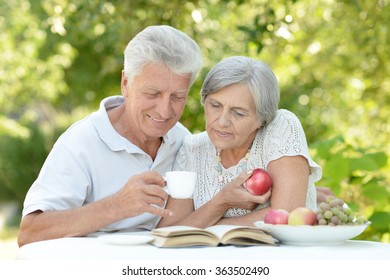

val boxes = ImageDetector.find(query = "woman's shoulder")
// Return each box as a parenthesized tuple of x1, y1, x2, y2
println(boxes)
(183, 131, 210, 145)
(180, 131, 213, 154)
(260, 109, 306, 146)
(174, 131, 212, 170)
(268, 109, 303, 129)
(274, 109, 300, 122)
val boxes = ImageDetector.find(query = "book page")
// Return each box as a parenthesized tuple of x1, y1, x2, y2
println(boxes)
(153, 226, 217, 238)
(152, 234, 219, 247)
(206, 225, 277, 245)
(151, 225, 276, 247)
(205, 225, 252, 239)
(151, 226, 220, 247)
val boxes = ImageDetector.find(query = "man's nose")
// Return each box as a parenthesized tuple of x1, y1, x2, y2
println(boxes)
(155, 95, 172, 119)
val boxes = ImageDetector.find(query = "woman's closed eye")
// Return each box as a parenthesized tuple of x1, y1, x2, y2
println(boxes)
(233, 109, 247, 117)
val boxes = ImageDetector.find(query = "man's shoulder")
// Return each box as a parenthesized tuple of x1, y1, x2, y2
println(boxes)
(61, 96, 123, 150)
(56, 114, 95, 144)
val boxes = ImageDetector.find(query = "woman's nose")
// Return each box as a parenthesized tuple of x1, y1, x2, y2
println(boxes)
(218, 110, 231, 126)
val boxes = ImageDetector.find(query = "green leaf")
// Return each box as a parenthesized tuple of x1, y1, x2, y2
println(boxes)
(323, 155, 350, 183)
(361, 181, 389, 201)
(368, 152, 387, 168)
(350, 152, 388, 172)
(368, 212, 390, 233)
(313, 136, 344, 160)
(350, 156, 380, 172)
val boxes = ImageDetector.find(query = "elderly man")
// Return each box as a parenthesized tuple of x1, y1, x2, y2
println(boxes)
(18, 25, 202, 246)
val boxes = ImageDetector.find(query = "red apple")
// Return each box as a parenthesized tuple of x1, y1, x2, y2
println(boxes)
(245, 168, 272, 195)
(288, 207, 317, 225)
(264, 209, 289, 225)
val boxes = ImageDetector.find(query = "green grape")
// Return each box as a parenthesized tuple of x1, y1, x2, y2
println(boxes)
(318, 219, 327, 225)
(325, 195, 335, 203)
(324, 210, 333, 219)
(335, 198, 345, 207)
(331, 207, 340, 215)
(329, 199, 339, 208)
(344, 208, 352, 216)
(319, 202, 330, 211)
(356, 215, 366, 224)
(331, 216, 341, 225)
(337, 212, 348, 223)
(316, 197, 368, 226)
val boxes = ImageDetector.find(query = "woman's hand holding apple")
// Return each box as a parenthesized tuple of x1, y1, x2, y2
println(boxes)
(245, 168, 273, 195)
(216, 171, 271, 210)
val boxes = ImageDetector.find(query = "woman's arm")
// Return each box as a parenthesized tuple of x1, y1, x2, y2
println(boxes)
(216, 155, 310, 226)
(158, 171, 270, 228)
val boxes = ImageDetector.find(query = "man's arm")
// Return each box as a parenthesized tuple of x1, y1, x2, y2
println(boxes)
(18, 171, 171, 247)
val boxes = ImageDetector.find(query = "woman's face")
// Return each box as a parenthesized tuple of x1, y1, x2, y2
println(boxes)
(204, 83, 262, 151)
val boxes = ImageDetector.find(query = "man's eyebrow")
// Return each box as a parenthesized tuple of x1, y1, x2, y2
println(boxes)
(143, 86, 188, 94)
(173, 89, 188, 94)
(141, 86, 159, 92)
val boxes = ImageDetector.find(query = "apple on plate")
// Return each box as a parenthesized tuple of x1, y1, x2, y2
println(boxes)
(288, 207, 317, 225)
(264, 209, 289, 225)
(245, 168, 272, 195)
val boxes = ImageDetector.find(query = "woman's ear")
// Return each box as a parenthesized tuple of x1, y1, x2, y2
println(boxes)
(257, 119, 264, 130)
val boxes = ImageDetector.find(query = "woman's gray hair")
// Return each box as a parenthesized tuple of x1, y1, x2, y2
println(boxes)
(124, 25, 202, 86)
(201, 56, 280, 126)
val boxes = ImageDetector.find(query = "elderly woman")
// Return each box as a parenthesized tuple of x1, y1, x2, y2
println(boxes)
(159, 56, 322, 228)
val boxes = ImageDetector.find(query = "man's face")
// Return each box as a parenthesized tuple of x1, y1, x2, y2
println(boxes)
(122, 63, 191, 141)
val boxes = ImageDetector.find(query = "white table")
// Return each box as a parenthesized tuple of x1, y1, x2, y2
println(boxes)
(16, 232, 390, 260)
(13, 233, 390, 280)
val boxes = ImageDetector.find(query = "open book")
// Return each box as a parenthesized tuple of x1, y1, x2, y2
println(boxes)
(150, 225, 278, 247)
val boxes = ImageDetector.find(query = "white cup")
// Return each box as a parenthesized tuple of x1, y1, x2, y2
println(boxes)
(165, 171, 197, 199)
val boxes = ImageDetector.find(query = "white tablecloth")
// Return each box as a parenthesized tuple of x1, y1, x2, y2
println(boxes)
(16, 232, 390, 260)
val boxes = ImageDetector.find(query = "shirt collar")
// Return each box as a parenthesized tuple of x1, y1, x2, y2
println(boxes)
(91, 96, 178, 153)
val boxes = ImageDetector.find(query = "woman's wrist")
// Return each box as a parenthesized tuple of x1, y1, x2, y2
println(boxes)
(213, 188, 232, 210)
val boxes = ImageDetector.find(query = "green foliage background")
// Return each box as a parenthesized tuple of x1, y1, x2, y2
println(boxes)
(1, 0, 389, 241)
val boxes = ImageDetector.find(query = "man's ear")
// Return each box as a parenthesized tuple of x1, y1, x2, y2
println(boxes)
(121, 70, 129, 98)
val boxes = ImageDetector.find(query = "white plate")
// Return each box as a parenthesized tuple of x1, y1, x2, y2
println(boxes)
(98, 234, 154, 246)
(254, 221, 370, 245)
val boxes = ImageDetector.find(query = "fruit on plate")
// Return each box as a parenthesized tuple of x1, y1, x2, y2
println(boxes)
(261, 197, 369, 227)
(264, 209, 289, 225)
(245, 168, 272, 195)
(316, 195, 368, 225)
(288, 207, 317, 225)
